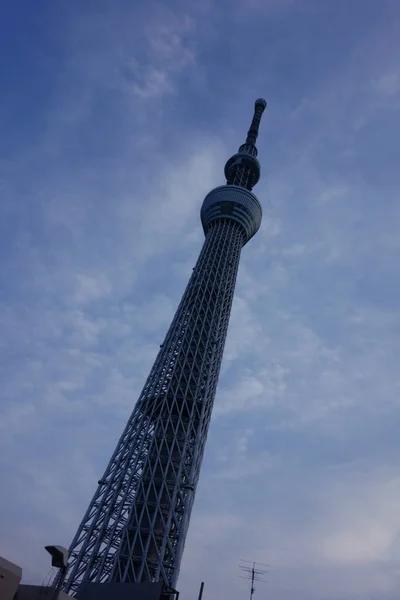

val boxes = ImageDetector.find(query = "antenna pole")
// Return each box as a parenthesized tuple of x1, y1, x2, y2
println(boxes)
(198, 581, 204, 600)
(249, 562, 254, 600)
(239, 559, 268, 600)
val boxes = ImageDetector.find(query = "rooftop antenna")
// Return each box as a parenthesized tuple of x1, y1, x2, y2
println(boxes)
(239, 560, 268, 600)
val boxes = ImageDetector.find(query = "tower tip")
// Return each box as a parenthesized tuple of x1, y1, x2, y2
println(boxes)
(255, 98, 267, 111)
(244, 99, 267, 146)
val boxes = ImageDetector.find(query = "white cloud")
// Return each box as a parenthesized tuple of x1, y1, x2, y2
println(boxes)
(73, 273, 112, 304)
(178, 464, 400, 599)
(317, 471, 400, 565)
(2, 3, 400, 600)
(373, 72, 400, 97)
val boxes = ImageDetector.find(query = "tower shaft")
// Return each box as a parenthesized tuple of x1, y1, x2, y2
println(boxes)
(63, 220, 243, 596)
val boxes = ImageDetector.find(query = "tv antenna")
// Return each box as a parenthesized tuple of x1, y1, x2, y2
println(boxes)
(239, 559, 268, 600)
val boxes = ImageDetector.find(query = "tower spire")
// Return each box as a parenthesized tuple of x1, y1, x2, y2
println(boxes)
(245, 98, 267, 146)
(224, 98, 267, 191)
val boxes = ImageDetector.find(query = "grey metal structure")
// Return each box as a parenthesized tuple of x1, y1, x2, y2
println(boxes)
(61, 99, 267, 597)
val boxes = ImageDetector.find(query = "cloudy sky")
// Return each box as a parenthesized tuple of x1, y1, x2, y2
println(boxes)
(1, 0, 400, 599)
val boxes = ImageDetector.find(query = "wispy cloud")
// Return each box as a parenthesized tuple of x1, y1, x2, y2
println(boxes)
(1, 1, 400, 599)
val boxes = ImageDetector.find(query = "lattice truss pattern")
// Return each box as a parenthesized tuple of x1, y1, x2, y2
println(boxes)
(226, 143, 259, 190)
(62, 219, 245, 596)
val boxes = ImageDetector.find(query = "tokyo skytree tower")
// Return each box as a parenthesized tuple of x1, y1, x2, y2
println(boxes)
(62, 99, 267, 597)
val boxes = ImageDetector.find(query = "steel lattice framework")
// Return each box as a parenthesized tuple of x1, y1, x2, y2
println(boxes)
(61, 99, 267, 597)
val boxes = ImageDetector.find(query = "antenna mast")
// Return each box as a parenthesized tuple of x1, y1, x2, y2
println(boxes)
(239, 560, 268, 600)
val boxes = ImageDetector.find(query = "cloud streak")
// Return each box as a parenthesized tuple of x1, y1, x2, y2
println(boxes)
(1, 1, 400, 600)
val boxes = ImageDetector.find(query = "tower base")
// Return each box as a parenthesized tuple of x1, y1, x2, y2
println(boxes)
(76, 582, 179, 600)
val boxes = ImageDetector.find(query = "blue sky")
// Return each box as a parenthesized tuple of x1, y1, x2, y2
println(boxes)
(1, 0, 400, 599)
